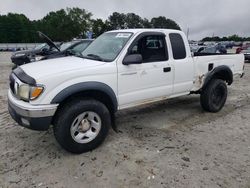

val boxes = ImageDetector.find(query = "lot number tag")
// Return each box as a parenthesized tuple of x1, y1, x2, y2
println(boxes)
(116, 33, 132, 38)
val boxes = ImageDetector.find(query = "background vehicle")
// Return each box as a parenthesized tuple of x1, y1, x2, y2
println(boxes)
(241, 47, 250, 61)
(40, 39, 93, 60)
(190, 45, 205, 53)
(220, 41, 234, 49)
(234, 41, 243, 47)
(8, 29, 244, 154)
(236, 42, 250, 54)
(198, 43, 227, 54)
(11, 43, 55, 65)
(242, 41, 250, 49)
(11, 32, 61, 66)
(11, 32, 93, 67)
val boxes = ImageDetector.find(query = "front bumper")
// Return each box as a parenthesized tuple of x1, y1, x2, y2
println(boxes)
(8, 90, 58, 131)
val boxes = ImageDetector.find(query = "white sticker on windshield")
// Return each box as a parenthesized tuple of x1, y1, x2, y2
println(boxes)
(116, 33, 132, 38)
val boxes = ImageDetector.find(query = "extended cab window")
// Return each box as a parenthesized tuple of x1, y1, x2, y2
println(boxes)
(129, 35, 168, 63)
(169, 33, 186, 60)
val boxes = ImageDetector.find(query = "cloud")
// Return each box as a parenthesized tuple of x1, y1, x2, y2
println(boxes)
(0, 0, 249, 40)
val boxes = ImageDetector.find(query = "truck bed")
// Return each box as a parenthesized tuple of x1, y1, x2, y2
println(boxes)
(191, 53, 244, 91)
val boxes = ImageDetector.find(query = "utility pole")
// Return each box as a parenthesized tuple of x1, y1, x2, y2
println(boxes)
(187, 27, 190, 40)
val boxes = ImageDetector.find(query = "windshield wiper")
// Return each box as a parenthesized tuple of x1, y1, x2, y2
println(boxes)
(66, 50, 85, 58)
(74, 52, 84, 58)
(86, 54, 105, 61)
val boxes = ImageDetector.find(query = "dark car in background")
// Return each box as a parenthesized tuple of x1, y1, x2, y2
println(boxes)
(11, 32, 61, 66)
(199, 44, 227, 54)
(11, 43, 58, 65)
(40, 39, 93, 61)
(220, 41, 234, 49)
(11, 31, 93, 68)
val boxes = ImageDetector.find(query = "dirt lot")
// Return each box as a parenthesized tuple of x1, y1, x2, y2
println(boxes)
(0, 52, 250, 188)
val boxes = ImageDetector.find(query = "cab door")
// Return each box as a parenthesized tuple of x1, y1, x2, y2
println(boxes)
(169, 33, 194, 94)
(117, 32, 174, 109)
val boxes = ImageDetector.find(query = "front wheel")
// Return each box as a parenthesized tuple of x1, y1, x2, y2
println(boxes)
(200, 79, 228, 112)
(53, 99, 111, 154)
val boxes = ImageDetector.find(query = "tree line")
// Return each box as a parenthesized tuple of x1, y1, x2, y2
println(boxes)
(202, 34, 250, 42)
(0, 7, 181, 43)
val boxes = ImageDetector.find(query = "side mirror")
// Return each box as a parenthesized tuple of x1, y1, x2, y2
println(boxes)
(122, 54, 142, 65)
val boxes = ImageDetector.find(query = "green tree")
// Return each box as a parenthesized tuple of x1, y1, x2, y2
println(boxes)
(38, 8, 92, 41)
(0, 13, 34, 43)
(39, 9, 73, 41)
(106, 12, 126, 30)
(151, 16, 181, 30)
(91, 19, 108, 38)
(142, 18, 152, 28)
(228, 34, 241, 42)
(67, 7, 92, 38)
(124, 13, 144, 28)
(106, 12, 154, 30)
(0, 8, 185, 43)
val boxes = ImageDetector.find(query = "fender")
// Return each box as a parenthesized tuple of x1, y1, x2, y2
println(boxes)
(51, 81, 118, 112)
(203, 65, 233, 89)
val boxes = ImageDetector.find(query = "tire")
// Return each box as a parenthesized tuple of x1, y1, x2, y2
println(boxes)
(200, 79, 227, 112)
(53, 99, 111, 154)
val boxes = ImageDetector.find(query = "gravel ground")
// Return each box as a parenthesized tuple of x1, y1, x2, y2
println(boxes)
(0, 52, 250, 188)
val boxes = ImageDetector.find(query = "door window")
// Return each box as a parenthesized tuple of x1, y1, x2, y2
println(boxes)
(129, 35, 168, 63)
(169, 33, 186, 60)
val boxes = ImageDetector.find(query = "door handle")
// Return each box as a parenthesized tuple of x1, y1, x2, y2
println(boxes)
(163, 67, 171, 72)
(121, 72, 137, 76)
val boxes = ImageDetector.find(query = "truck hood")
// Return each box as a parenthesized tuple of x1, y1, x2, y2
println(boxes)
(20, 56, 106, 80)
(37, 31, 60, 52)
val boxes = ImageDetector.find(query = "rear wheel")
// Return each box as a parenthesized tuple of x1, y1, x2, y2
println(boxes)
(53, 99, 111, 154)
(200, 79, 227, 112)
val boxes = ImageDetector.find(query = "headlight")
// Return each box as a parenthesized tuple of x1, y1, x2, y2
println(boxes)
(18, 84, 30, 100)
(17, 84, 44, 101)
(35, 56, 44, 61)
(15, 53, 25, 57)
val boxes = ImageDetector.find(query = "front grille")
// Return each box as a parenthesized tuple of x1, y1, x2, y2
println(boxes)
(9, 73, 15, 94)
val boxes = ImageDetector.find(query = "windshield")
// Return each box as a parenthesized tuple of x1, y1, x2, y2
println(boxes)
(34, 43, 48, 50)
(82, 32, 133, 62)
(60, 41, 77, 51)
(72, 41, 92, 53)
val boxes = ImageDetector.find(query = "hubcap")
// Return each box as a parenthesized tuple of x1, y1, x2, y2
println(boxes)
(70, 111, 101, 144)
(79, 119, 91, 132)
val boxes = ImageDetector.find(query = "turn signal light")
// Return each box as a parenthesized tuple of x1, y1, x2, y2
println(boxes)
(30, 87, 44, 100)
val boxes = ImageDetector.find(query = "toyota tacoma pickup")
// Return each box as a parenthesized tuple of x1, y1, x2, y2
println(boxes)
(8, 29, 244, 153)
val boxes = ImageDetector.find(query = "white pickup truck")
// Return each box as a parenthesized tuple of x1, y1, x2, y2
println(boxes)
(8, 29, 244, 153)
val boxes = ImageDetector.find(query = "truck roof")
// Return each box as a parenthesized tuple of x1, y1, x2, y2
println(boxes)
(107, 28, 184, 35)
